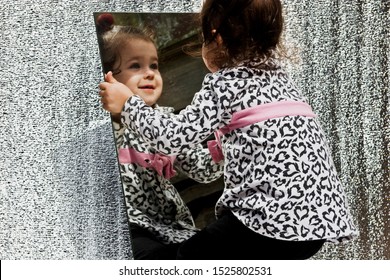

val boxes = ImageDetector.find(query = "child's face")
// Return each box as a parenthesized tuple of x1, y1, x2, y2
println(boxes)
(113, 39, 163, 106)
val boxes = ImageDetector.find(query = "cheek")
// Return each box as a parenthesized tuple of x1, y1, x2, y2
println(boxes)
(120, 75, 141, 91)
(202, 46, 217, 72)
(201, 47, 208, 63)
(203, 54, 218, 73)
(202, 55, 209, 69)
(113, 71, 128, 84)
(157, 76, 163, 89)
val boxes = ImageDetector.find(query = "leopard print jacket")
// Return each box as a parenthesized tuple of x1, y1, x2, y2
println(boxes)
(122, 63, 358, 243)
(113, 105, 223, 245)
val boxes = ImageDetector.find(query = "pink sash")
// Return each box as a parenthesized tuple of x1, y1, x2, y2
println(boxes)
(118, 148, 176, 179)
(208, 100, 317, 162)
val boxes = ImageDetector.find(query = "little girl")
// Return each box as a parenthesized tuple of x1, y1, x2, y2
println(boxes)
(99, 0, 358, 260)
(96, 13, 223, 259)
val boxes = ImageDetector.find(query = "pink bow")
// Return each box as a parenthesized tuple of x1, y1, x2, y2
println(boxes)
(207, 131, 224, 163)
(149, 153, 176, 179)
(118, 148, 176, 179)
(206, 101, 317, 163)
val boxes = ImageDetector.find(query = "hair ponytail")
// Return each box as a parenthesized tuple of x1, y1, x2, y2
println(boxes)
(96, 13, 115, 34)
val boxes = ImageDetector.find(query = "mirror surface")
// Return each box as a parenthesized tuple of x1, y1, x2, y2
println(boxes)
(94, 12, 224, 259)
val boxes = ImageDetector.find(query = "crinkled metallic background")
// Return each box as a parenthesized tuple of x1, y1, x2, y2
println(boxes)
(0, 0, 388, 259)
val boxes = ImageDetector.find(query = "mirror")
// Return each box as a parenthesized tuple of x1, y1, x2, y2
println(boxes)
(93, 12, 224, 259)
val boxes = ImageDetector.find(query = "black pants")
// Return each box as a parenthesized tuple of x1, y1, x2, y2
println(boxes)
(177, 212, 325, 260)
(130, 224, 180, 260)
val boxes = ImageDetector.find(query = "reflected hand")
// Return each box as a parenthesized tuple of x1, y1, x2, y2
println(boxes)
(99, 71, 134, 114)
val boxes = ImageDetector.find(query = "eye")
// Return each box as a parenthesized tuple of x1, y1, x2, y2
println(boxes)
(129, 63, 140, 69)
(150, 63, 159, 70)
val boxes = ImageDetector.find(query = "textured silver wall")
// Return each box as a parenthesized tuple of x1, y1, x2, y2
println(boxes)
(0, 0, 388, 259)
(282, 1, 389, 260)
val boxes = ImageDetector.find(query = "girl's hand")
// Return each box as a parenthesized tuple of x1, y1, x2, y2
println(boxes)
(98, 71, 134, 114)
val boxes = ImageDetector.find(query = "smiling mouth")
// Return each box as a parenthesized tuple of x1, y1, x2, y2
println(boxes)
(139, 85, 155, 90)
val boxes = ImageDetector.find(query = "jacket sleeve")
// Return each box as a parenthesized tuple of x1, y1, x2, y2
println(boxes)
(112, 119, 125, 148)
(121, 73, 232, 156)
(174, 143, 224, 184)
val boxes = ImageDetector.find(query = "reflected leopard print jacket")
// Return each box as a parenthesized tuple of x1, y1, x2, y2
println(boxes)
(113, 105, 223, 245)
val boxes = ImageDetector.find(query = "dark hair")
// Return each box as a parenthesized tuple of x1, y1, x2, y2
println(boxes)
(200, 0, 284, 69)
(96, 13, 156, 75)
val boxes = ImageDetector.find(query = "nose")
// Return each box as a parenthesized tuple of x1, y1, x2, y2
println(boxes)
(143, 68, 155, 79)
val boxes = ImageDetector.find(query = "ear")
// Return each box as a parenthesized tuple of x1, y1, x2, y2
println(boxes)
(215, 34, 223, 46)
(211, 29, 223, 46)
